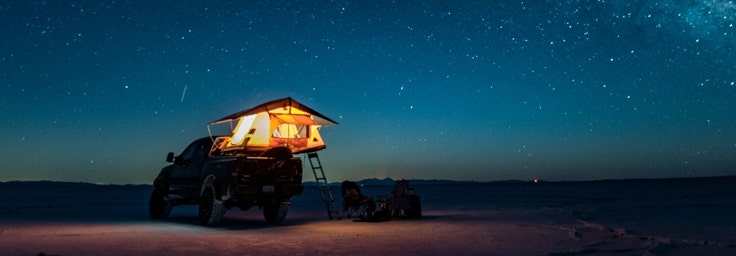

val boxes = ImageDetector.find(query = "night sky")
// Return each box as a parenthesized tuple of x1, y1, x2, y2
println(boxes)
(2, 1, 735, 184)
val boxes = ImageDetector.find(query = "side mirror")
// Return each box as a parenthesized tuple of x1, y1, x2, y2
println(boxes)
(166, 152, 175, 163)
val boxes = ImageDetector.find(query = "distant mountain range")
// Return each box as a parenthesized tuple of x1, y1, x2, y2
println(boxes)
(3, 175, 735, 187)
(303, 175, 736, 186)
(0, 180, 151, 187)
(0, 178, 498, 187)
(303, 178, 520, 186)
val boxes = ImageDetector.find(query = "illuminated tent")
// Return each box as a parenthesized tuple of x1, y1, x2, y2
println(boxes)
(208, 97, 338, 154)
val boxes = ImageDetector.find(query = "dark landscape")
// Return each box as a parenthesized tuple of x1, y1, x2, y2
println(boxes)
(2, 177, 735, 255)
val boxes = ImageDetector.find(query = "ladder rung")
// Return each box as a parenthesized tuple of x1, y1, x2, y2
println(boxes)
(306, 152, 340, 220)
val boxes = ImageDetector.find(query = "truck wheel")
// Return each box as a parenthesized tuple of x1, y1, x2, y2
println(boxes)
(199, 184, 225, 226)
(149, 188, 172, 219)
(263, 201, 290, 223)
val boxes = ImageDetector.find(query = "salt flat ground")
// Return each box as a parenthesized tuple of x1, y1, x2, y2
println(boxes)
(1, 177, 735, 255)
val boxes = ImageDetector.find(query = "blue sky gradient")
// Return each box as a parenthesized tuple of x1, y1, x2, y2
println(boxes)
(1, 1, 735, 184)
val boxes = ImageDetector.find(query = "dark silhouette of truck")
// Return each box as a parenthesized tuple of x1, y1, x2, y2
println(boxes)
(148, 136, 304, 226)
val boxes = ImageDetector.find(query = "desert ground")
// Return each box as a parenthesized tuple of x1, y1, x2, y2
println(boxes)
(1, 177, 735, 255)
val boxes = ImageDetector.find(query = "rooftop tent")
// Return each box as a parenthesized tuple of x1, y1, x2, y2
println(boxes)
(209, 97, 338, 154)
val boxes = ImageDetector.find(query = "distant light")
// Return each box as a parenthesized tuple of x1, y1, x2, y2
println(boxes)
(533, 178, 539, 184)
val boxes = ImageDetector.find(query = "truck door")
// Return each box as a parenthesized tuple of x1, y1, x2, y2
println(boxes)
(169, 138, 212, 198)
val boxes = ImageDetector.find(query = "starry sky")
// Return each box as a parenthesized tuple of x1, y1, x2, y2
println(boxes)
(2, 1, 735, 184)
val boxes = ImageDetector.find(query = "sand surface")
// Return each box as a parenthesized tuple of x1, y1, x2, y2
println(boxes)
(1, 178, 735, 255)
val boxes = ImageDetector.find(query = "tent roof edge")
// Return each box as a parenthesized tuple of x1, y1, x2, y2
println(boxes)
(209, 97, 339, 126)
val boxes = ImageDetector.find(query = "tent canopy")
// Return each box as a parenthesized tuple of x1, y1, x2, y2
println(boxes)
(209, 97, 338, 154)
(211, 97, 338, 126)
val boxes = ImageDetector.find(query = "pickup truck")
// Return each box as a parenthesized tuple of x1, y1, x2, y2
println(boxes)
(148, 136, 304, 226)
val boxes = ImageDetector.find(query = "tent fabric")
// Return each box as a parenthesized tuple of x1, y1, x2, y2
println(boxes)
(271, 114, 318, 125)
(210, 97, 338, 126)
(210, 97, 337, 154)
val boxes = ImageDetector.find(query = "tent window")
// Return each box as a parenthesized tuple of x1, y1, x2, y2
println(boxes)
(273, 124, 308, 139)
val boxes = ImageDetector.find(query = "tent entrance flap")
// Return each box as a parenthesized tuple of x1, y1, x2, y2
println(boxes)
(220, 112, 270, 150)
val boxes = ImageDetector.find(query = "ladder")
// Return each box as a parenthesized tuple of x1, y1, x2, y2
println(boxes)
(306, 152, 340, 220)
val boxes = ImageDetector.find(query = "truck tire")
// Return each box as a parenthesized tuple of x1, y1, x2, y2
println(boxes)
(263, 201, 290, 223)
(149, 188, 173, 219)
(199, 184, 225, 226)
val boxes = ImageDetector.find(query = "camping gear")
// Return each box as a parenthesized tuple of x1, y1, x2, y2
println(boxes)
(208, 97, 338, 154)
(341, 181, 375, 218)
(208, 97, 341, 219)
(388, 179, 422, 218)
(346, 179, 422, 222)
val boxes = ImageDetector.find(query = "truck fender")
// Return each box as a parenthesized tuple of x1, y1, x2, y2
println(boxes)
(153, 166, 173, 188)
